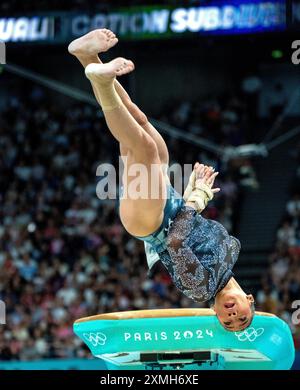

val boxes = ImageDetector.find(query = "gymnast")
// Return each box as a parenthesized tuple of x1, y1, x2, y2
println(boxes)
(68, 29, 255, 332)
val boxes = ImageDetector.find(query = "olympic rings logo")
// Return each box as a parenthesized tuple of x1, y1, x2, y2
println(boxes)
(83, 332, 107, 347)
(234, 327, 264, 342)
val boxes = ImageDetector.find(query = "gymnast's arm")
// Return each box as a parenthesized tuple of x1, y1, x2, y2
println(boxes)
(170, 162, 219, 240)
(167, 163, 220, 249)
(166, 204, 197, 249)
(166, 163, 216, 254)
(165, 204, 213, 301)
(164, 165, 219, 301)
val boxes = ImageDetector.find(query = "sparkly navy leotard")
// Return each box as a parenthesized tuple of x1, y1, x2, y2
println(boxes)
(125, 185, 241, 302)
(160, 206, 241, 302)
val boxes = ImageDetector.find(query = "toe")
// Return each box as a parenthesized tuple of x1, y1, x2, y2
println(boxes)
(110, 37, 118, 47)
(105, 29, 115, 38)
(128, 60, 135, 69)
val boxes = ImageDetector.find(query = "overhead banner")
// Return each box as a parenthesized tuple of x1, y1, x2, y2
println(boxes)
(0, 0, 286, 44)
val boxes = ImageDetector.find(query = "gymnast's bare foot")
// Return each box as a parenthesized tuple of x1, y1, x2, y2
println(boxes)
(85, 58, 135, 83)
(68, 29, 118, 58)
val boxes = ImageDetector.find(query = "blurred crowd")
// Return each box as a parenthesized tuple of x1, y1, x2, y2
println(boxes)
(0, 83, 285, 361)
(256, 141, 300, 348)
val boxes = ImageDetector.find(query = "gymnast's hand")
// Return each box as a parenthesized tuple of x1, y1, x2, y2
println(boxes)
(194, 163, 220, 194)
(184, 163, 220, 212)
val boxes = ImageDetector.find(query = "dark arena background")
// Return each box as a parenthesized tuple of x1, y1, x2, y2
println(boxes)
(0, 0, 300, 374)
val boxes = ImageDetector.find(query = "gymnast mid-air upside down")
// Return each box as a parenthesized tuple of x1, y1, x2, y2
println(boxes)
(68, 29, 255, 332)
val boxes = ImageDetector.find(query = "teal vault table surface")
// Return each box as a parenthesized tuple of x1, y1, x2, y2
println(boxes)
(74, 308, 295, 370)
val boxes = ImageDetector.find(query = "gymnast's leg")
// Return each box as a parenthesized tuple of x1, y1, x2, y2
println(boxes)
(68, 29, 169, 168)
(76, 56, 167, 237)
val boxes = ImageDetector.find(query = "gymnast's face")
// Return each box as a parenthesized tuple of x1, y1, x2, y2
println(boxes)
(213, 291, 255, 332)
